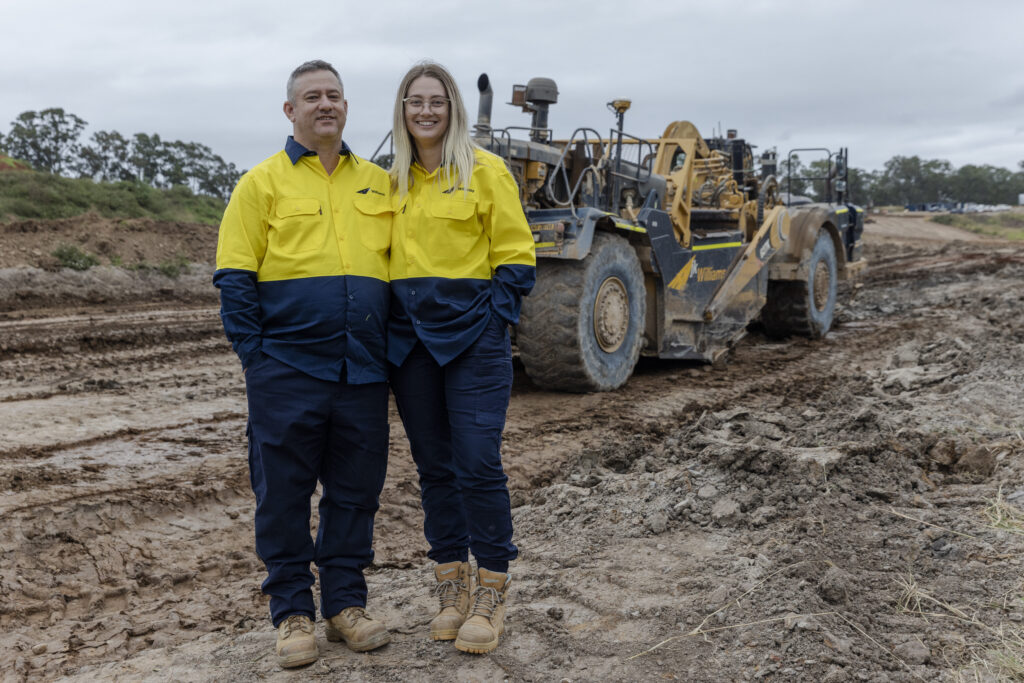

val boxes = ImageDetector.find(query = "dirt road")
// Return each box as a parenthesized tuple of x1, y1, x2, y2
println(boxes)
(2, 214, 1023, 681)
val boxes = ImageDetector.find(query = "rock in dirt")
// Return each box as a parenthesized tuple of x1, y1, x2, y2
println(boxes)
(783, 613, 820, 631)
(928, 437, 961, 466)
(894, 638, 930, 665)
(645, 511, 669, 535)
(697, 484, 718, 499)
(954, 445, 995, 477)
(749, 505, 777, 526)
(817, 566, 852, 604)
(705, 585, 730, 608)
(711, 497, 741, 524)
(823, 631, 853, 654)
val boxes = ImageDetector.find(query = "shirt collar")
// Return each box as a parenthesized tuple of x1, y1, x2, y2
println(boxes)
(411, 160, 441, 179)
(284, 136, 355, 165)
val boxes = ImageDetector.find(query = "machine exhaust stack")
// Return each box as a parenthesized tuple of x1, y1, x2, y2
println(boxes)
(475, 73, 493, 135)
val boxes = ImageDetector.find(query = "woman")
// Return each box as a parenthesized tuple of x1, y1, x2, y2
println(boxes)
(387, 61, 536, 654)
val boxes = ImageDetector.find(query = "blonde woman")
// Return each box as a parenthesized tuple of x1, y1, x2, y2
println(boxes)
(388, 61, 535, 654)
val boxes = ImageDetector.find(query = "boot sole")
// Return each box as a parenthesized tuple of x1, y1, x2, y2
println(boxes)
(454, 635, 499, 654)
(325, 627, 391, 652)
(431, 628, 460, 641)
(277, 649, 318, 668)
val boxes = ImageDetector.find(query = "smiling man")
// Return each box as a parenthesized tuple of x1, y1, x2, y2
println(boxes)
(213, 60, 393, 668)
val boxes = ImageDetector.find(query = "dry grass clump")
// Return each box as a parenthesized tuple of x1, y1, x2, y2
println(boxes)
(983, 488, 1024, 536)
(896, 573, 1024, 681)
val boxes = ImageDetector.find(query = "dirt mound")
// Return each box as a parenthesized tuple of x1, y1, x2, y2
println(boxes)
(0, 213, 218, 269)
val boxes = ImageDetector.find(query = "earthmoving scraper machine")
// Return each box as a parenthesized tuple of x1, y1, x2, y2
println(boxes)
(472, 74, 866, 392)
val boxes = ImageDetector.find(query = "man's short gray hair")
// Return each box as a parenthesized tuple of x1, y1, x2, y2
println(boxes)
(286, 60, 344, 103)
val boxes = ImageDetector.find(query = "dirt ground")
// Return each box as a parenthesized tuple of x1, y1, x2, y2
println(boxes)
(2, 213, 1023, 682)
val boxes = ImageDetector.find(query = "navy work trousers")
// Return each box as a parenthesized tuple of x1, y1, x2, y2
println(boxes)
(244, 352, 388, 626)
(390, 313, 518, 572)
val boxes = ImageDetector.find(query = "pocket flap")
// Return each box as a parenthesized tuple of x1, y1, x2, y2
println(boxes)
(354, 194, 393, 216)
(276, 198, 320, 218)
(429, 199, 476, 221)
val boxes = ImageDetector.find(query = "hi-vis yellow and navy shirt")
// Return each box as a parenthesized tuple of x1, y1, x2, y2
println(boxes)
(389, 148, 536, 367)
(213, 137, 392, 384)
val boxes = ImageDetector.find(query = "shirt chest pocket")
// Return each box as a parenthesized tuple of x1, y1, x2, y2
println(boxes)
(428, 198, 480, 259)
(272, 198, 325, 255)
(353, 194, 393, 252)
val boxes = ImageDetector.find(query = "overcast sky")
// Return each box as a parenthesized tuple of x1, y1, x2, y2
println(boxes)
(3, 0, 1023, 176)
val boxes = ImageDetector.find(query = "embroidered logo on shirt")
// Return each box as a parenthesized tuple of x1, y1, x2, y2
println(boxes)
(441, 186, 475, 194)
(356, 187, 386, 196)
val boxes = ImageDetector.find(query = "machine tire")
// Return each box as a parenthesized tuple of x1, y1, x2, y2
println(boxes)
(761, 230, 837, 339)
(517, 232, 645, 392)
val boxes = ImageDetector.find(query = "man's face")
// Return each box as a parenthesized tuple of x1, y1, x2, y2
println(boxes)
(283, 70, 347, 148)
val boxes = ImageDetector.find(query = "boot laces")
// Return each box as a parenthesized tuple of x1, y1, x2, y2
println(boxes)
(468, 586, 503, 619)
(341, 606, 372, 624)
(434, 578, 467, 609)
(281, 615, 312, 638)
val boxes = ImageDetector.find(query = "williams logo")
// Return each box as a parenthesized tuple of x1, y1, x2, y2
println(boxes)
(356, 187, 385, 196)
(697, 266, 726, 282)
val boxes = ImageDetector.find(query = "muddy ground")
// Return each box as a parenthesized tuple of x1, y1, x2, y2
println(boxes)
(2, 213, 1023, 682)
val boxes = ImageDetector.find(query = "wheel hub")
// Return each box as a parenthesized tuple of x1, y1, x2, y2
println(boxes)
(813, 260, 830, 312)
(593, 276, 629, 353)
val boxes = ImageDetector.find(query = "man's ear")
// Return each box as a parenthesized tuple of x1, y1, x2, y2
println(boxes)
(283, 100, 295, 122)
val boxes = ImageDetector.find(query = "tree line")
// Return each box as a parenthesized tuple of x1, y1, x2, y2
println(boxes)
(2, 108, 1022, 208)
(781, 154, 1024, 208)
(0, 108, 242, 201)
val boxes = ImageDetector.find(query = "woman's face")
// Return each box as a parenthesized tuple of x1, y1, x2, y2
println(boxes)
(404, 76, 450, 149)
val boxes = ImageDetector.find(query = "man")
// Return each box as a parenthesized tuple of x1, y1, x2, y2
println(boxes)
(214, 60, 393, 668)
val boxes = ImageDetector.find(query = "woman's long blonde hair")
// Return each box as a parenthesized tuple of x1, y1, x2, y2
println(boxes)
(390, 61, 478, 197)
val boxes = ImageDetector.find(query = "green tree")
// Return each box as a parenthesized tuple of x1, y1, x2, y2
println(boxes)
(158, 139, 192, 189)
(847, 167, 875, 206)
(76, 130, 135, 181)
(129, 133, 164, 184)
(871, 156, 953, 206)
(949, 164, 1016, 204)
(200, 156, 242, 201)
(4, 108, 87, 175)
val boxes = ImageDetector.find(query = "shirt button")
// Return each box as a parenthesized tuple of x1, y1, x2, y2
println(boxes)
(410, 289, 416, 295)
(349, 294, 355, 300)
(346, 324, 352, 331)
(415, 320, 421, 325)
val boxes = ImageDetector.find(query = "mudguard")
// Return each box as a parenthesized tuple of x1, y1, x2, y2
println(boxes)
(769, 203, 864, 281)
(527, 207, 642, 261)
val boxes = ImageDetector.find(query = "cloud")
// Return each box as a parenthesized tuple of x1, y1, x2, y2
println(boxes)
(992, 86, 1024, 108)
(3, 0, 1024, 174)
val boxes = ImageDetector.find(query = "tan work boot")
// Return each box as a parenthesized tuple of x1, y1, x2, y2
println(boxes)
(454, 568, 510, 653)
(430, 561, 472, 640)
(325, 606, 391, 652)
(275, 614, 318, 668)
